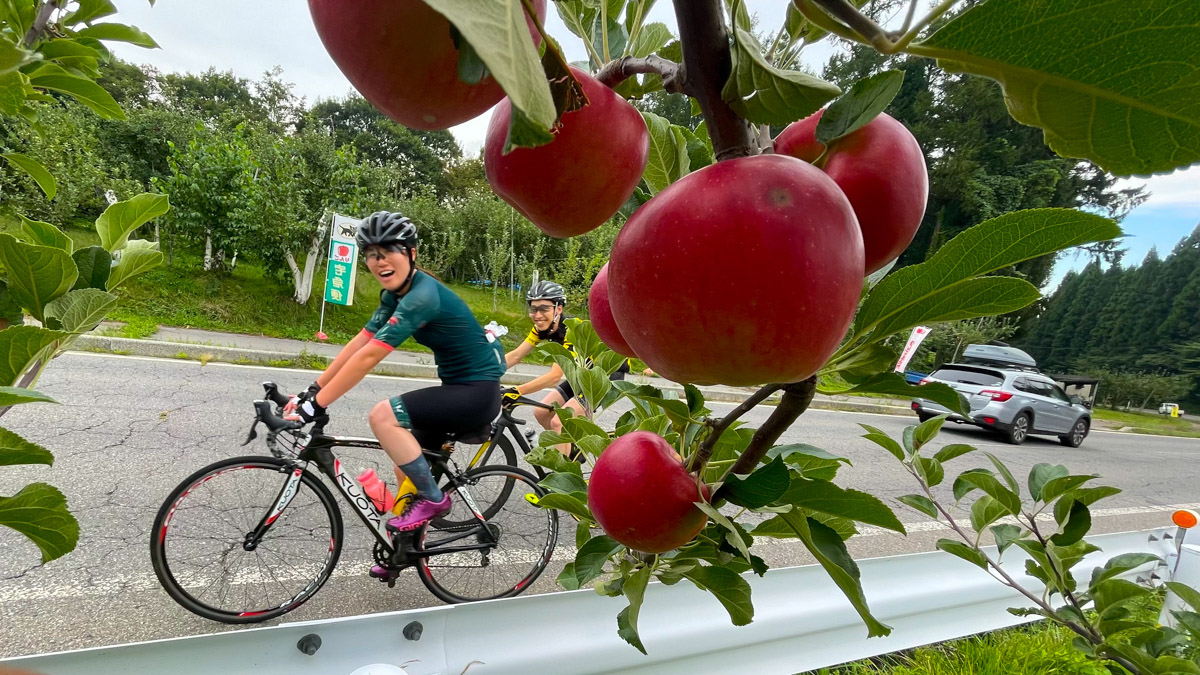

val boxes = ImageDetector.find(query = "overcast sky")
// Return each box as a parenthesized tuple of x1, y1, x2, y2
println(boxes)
(107, 0, 1199, 287)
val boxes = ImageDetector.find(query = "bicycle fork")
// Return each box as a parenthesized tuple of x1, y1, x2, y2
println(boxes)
(244, 464, 307, 551)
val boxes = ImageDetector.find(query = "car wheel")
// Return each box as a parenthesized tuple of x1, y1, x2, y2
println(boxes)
(916, 412, 933, 423)
(1005, 413, 1030, 445)
(1060, 419, 1089, 448)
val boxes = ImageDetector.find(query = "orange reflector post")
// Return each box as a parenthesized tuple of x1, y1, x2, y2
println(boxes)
(1173, 510, 1199, 529)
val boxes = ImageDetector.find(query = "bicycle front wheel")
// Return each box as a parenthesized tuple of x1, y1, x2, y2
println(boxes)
(417, 465, 558, 603)
(150, 456, 343, 623)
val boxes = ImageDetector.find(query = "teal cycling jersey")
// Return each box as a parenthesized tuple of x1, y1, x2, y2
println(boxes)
(363, 272, 505, 383)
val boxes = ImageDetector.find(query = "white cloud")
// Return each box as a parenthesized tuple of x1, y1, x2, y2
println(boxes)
(1118, 166, 1200, 208)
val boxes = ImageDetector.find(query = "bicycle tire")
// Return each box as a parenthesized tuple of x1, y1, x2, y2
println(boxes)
(433, 433, 520, 528)
(150, 456, 343, 624)
(417, 465, 558, 603)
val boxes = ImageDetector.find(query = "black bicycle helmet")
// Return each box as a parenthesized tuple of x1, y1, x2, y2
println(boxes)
(357, 211, 418, 250)
(526, 280, 566, 305)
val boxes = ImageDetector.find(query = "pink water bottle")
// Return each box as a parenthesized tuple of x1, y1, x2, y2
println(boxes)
(356, 468, 395, 514)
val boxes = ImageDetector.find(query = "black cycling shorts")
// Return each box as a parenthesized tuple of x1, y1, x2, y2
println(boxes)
(554, 370, 626, 404)
(388, 380, 500, 449)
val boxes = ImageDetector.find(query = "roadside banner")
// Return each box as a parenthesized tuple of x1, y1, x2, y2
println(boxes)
(895, 326, 932, 372)
(324, 214, 359, 306)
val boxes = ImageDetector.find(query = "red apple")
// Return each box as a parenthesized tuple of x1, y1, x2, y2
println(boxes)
(774, 111, 927, 274)
(588, 431, 710, 554)
(484, 67, 649, 238)
(588, 263, 636, 358)
(308, 0, 546, 131)
(608, 154, 864, 386)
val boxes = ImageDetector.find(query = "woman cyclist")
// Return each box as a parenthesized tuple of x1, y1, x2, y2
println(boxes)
(503, 280, 629, 455)
(286, 211, 506, 558)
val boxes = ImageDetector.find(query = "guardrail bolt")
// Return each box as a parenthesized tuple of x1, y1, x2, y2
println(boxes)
(297, 633, 322, 655)
(403, 621, 423, 641)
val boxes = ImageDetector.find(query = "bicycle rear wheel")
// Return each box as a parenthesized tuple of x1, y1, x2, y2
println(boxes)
(150, 456, 343, 623)
(417, 465, 558, 603)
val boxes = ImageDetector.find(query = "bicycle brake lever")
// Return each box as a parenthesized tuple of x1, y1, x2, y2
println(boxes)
(242, 420, 259, 446)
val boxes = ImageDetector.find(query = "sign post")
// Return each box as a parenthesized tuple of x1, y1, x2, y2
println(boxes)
(317, 214, 360, 339)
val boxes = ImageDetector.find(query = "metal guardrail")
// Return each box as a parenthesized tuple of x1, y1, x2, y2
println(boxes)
(4, 528, 1174, 675)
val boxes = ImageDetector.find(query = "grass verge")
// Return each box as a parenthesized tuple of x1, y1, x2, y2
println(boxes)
(1091, 408, 1200, 439)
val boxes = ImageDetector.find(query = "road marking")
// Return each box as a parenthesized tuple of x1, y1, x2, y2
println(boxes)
(65, 350, 439, 385)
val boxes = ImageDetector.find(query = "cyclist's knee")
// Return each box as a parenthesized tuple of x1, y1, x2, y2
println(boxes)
(533, 406, 554, 427)
(369, 399, 398, 431)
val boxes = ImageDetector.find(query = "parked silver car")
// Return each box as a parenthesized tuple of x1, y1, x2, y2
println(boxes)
(912, 364, 1092, 447)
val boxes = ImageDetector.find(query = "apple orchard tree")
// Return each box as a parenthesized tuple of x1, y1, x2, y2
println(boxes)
(309, 0, 1200, 660)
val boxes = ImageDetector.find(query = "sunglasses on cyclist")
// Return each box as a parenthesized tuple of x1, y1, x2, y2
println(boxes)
(528, 304, 556, 315)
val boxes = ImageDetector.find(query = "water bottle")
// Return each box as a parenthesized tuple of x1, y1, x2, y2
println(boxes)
(356, 468, 396, 514)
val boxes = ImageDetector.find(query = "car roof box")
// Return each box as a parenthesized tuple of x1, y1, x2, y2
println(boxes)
(961, 343, 1038, 369)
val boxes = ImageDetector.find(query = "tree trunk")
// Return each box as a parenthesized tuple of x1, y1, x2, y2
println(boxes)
(204, 233, 214, 270)
(285, 229, 326, 305)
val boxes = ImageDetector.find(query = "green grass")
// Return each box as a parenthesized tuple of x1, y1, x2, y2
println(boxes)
(804, 623, 1111, 675)
(1091, 407, 1200, 438)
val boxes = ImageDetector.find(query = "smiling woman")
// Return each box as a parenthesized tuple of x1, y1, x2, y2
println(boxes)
(281, 211, 507, 580)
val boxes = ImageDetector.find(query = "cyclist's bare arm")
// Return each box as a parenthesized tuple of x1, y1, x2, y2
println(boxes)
(314, 341, 390, 407)
(315, 330, 374, 389)
(504, 340, 534, 369)
(514, 362, 563, 396)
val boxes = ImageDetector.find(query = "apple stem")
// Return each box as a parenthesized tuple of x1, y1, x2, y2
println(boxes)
(596, 56, 686, 94)
(687, 383, 784, 473)
(672, 0, 758, 161)
(716, 377, 818, 491)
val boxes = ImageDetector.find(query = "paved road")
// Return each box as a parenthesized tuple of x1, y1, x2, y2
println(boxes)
(1, 352, 1197, 658)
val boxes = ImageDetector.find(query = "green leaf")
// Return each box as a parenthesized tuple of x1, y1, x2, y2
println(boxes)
(74, 22, 158, 48)
(2, 153, 56, 199)
(722, 27, 840, 125)
(70, 246, 112, 291)
(858, 425, 904, 461)
(953, 468, 993, 501)
(982, 452, 1020, 496)
(617, 565, 653, 654)
(720, 456, 789, 508)
(915, 457, 944, 487)
(0, 36, 37, 76)
(990, 524, 1023, 556)
(504, 105, 555, 153)
(63, 0, 117, 25)
(539, 470, 588, 496)
(0, 282, 22, 326)
(0, 427, 52, 468)
(1028, 463, 1069, 502)
(956, 472, 1021, 515)
(423, 0, 554, 146)
(781, 477, 906, 533)
(627, 21, 671, 58)
(1041, 475, 1098, 505)
(855, 210, 1121, 341)
(909, 0, 1200, 176)
(640, 110, 688, 194)
(574, 534, 623, 585)
(0, 386, 55, 407)
(27, 62, 123, 119)
(0, 482, 79, 563)
(877, 276, 1042, 339)
(105, 239, 163, 291)
(778, 511, 891, 637)
(815, 69, 905, 145)
(970, 495, 1010, 533)
(912, 414, 946, 450)
(591, 12, 627, 63)
(534, 492, 592, 521)
(1092, 578, 1152, 614)
(897, 494, 938, 519)
(19, 216, 71, 252)
(933, 444, 976, 463)
(1090, 553, 1161, 589)
(557, 562, 580, 590)
(677, 124, 714, 172)
(96, 193, 169, 252)
(695, 503, 751, 563)
(936, 538, 988, 570)
(684, 383, 705, 415)
(685, 566, 754, 626)
(1054, 486, 1121, 523)
(833, 373, 967, 415)
(42, 288, 117, 334)
(1166, 582, 1200, 613)
(0, 235, 77, 322)
(768, 443, 849, 481)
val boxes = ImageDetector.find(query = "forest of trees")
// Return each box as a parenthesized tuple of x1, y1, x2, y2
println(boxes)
(1022, 227, 1200, 406)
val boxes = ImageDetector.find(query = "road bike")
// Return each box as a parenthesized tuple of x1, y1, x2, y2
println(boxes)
(149, 382, 559, 623)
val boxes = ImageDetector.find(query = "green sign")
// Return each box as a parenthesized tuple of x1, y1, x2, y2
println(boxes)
(324, 214, 359, 306)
